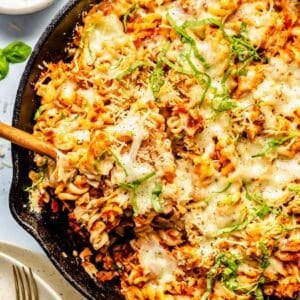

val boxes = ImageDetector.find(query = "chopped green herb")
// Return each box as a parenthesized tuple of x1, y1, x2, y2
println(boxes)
(202, 253, 224, 300)
(213, 182, 232, 193)
(118, 172, 155, 190)
(288, 184, 300, 194)
(162, 57, 192, 75)
(243, 181, 278, 218)
(24, 169, 45, 192)
(79, 22, 97, 49)
(254, 286, 264, 300)
(115, 60, 149, 80)
(131, 189, 138, 216)
(228, 22, 262, 76)
(122, 2, 139, 32)
(252, 135, 296, 158)
(151, 183, 163, 212)
(203, 253, 240, 299)
(213, 218, 249, 237)
(179, 46, 211, 106)
(118, 172, 156, 215)
(93, 151, 108, 172)
(243, 182, 263, 205)
(34, 106, 44, 120)
(112, 58, 124, 70)
(166, 12, 210, 69)
(150, 42, 170, 98)
(109, 149, 128, 176)
(259, 242, 270, 269)
(181, 18, 226, 36)
(221, 256, 239, 291)
(217, 195, 239, 207)
(173, 134, 184, 141)
(211, 92, 237, 112)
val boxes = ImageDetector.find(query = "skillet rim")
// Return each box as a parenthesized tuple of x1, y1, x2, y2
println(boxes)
(10, 1, 97, 299)
(8, 1, 294, 299)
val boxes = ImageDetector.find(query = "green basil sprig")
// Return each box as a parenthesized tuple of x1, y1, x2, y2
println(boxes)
(0, 41, 32, 81)
(0, 54, 9, 80)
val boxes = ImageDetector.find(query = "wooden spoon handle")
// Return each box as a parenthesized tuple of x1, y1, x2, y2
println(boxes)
(0, 121, 56, 160)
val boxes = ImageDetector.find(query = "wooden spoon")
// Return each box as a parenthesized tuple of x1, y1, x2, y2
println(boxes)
(0, 121, 56, 160)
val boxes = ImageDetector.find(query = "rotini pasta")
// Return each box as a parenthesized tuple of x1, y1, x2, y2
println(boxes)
(27, 0, 300, 299)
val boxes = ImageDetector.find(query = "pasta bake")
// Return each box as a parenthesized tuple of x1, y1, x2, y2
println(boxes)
(28, 0, 300, 299)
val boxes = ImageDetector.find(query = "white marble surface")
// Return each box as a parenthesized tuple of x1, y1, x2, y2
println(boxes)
(0, 2, 83, 299)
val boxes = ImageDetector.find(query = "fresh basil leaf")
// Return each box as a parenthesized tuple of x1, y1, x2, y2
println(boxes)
(0, 55, 9, 80)
(3, 41, 31, 63)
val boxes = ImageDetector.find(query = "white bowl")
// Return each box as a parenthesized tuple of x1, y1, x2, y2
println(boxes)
(0, 0, 55, 15)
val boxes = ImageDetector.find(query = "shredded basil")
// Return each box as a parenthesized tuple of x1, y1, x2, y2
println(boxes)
(229, 22, 263, 76)
(150, 42, 170, 98)
(34, 106, 44, 120)
(166, 12, 210, 69)
(122, 2, 139, 32)
(151, 183, 163, 212)
(220, 256, 239, 291)
(118, 172, 156, 215)
(288, 184, 300, 194)
(162, 57, 192, 75)
(259, 242, 270, 269)
(254, 286, 264, 300)
(118, 172, 155, 190)
(243, 181, 278, 218)
(202, 253, 224, 300)
(213, 218, 249, 237)
(115, 60, 149, 80)
(109, 149, 128, 176)
(24, 168, 46, 192)
(213, 182, 232, 193)
(93, 151, 108, 172)
(79, 22, 97, 49)
(203, 253, 240, 299)
(252, 135, 296, 158)
(211, 92, 237, 112)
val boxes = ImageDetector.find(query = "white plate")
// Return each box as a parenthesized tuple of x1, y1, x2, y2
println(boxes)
(0, 0, 55, 15)
(0, 251, 61, 299)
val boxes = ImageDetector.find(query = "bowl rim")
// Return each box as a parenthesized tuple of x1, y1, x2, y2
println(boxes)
(0, 0, 55, 15)
(9, 1, 93, 299)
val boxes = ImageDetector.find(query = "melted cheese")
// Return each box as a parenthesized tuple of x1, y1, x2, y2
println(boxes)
(139, 238, 177, 284)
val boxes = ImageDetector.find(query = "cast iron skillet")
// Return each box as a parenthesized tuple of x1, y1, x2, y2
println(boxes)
(10, 0, 123, 299)
(8, 1, 295, 299)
